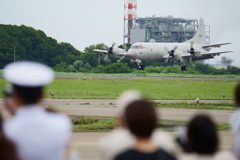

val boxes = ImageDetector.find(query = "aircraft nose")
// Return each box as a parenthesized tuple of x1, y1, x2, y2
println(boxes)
(127, 50, 137, 59)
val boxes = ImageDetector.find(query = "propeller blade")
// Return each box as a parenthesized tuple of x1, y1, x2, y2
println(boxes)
(164, 47, 169, 52)
(173, 46, 178, 51)
(173, 57, 178, 63)
(165, 57, 169, 63)
(104, 54, 109, 61)
(111, 42, 115, 48)
(189, 56, 192, 63)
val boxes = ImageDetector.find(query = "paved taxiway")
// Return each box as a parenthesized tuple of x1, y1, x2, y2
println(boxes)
(41, 99, 234, 124)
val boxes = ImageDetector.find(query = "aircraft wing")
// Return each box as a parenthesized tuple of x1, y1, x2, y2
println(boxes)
(92, 49, 108, 53)
(181, 51, 232, 58)
(201, 51, 233, 55)
(202, 43, 231, 48)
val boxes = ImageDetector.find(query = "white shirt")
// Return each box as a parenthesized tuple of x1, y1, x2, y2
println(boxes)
(4, 104, 72, 160)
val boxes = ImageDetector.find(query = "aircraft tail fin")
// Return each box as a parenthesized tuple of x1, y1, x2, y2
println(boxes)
(184, 18, 206, 45)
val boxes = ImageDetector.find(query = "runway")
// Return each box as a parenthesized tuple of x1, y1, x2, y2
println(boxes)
(40, 99, 234, 124)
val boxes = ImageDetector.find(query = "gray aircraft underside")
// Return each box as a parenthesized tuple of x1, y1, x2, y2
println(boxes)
(93, 18, 232, 71)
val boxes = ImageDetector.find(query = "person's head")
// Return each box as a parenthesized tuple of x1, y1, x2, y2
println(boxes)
(12, 85, 43, 106)
(124, 100, 157, 139)
(3, 61, 54, 107)
(235, 84, 240, 107)
(185, 115, 219, 154)
(116, 90, 142, 127)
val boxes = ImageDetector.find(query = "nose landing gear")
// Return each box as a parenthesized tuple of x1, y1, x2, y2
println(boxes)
(181, 65, 188, 71)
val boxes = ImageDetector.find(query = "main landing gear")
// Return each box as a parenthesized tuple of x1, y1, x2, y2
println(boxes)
(181, 65, 188, 71)
(137, 64, 145, 70)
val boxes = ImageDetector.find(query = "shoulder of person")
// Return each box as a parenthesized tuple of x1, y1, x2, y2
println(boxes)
(178, 153, 200, 160)
(151, 131, 176, 154)
(179, 151, 237, 160)
(98, 128, 135, 160)
(114, 149, 133, 160)
(99, 127, 135, 147)
(213, 150, 237, 160)
(156, 149, 176, 160)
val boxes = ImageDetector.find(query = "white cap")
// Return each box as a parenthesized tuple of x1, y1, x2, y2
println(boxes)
(3, 61, 54, 87)
(115, 90, 142, 118)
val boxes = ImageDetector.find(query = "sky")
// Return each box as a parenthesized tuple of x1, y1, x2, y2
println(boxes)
(0, 0, 240, 66)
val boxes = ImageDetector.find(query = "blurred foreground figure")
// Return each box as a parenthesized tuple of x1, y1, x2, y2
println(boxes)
(179, 115, 236, 160)
(230, 84, 240, 158)
(114, 100, 176, 160)
(0, 116, 19, 160)
(3, 61, 72, 160)
(98, 91, 175, 160)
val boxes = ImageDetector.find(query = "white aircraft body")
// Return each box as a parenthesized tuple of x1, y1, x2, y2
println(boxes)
(93, 18, 232, 71)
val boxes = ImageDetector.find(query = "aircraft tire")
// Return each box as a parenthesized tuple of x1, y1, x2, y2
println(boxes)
(138, 65, 142, 70)
(141, 65, 145, 70)
(181, 66, 184, 71)
(185, 66, 188, 71)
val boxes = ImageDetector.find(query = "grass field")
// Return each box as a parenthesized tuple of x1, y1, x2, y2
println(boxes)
(155, 102, 235, 110)
(54, 72, 240, 78)
(71, 116, 228, 132)
(1, 70, 240, 78)
(0, 78, 238, 99)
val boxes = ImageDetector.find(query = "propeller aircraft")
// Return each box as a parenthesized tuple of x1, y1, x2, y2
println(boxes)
(93, 18, 232, 71)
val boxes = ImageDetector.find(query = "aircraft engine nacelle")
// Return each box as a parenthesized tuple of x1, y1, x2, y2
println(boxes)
(193, 48, 202, 56)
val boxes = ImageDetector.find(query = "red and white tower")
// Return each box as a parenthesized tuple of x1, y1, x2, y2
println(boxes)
(124, 0, 137, 44)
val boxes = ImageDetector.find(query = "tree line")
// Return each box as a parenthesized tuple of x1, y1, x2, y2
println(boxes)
(0, 24, 239, 75)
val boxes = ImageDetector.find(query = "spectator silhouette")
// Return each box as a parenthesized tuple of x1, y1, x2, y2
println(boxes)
(98, 91, 176, 160)
(114, 99, 176, 160)
(179, 115, 236, 160)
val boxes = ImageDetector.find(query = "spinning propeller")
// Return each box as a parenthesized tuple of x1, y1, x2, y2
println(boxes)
(102, 42, 116, 61)
(164, 46, 178, 63)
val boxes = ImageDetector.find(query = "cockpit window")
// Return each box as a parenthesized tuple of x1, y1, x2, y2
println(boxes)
(131, 45, 143, 49)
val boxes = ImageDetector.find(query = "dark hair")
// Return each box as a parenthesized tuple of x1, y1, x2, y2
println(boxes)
(13, 85, 42, 104)
(185, 115, 219, 154)
(124, 100, 157, 138)
(235, 84, 240, 107)
(0, 118, 19, 160)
